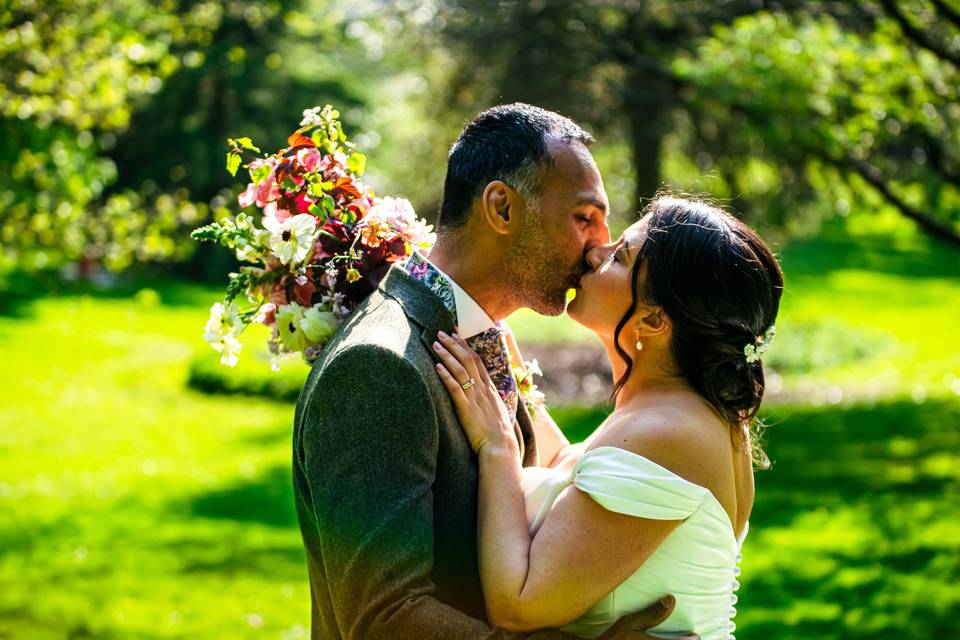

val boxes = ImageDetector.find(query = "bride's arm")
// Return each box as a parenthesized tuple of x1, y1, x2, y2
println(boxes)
(434, 333, 684, 631)
(501, 323, 581, 468)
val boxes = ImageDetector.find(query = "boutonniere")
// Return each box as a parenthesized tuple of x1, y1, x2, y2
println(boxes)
(512, 358, 546, 416)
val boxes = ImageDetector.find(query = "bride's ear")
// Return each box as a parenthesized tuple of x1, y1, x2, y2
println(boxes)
(481, 181, 512, 235)
(636, 307, 669, 338)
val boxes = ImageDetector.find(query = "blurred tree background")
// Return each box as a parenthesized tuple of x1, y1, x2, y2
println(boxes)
(1, 1, 958, 639)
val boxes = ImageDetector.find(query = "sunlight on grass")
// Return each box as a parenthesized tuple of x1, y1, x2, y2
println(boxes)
(1, 214, 958, 638)
(0, 291, 309, 639)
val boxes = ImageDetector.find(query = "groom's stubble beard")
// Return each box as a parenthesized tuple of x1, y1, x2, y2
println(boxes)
(503, 200, 571, 316)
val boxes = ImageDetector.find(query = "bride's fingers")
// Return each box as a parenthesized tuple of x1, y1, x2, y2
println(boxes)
(435, 363, 467, 406)
(437, 332, 480, 377)
(432, 340, 472, 385)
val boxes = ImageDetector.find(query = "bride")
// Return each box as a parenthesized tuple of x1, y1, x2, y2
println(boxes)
(432, 195, 784, 639)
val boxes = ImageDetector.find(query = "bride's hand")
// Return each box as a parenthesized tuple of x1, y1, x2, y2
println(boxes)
(433, 331, 518, 456)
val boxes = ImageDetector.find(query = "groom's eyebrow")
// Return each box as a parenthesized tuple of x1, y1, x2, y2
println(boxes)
(577, 194, 607, 212)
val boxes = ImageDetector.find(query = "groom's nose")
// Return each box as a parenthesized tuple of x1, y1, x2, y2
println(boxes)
(585, 244, 605, 270)
(598, 217, 611, 244)
(585, 216, 611, 248)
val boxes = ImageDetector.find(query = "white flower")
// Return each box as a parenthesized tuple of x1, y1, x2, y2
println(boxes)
(300, 106, 324, 128)
(300, 305, 339, 343)
(276, 302, 308, 352)
(744, 325, 777, 364)
(216, 333, 242, 367)
(203, 302, 243, 366)
(231, 213, 270, 262)
(262, 214, 317, 265)
(204, 301, 242, 340)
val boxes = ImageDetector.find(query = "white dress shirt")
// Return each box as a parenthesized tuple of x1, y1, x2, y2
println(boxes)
(430, 262, 498, 339)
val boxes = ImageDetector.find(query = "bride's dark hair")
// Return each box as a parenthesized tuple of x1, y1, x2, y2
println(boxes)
(611, 194, 784, 468)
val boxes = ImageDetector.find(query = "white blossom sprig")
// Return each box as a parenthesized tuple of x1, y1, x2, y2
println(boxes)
(744, 325, 777, 364)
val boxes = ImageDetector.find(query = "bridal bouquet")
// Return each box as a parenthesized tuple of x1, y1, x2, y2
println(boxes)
(192, 105, 436, 368)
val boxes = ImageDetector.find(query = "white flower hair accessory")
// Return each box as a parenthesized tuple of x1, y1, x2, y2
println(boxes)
(744, 325, 776, 364)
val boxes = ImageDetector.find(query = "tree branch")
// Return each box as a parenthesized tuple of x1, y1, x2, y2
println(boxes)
(921, 132, 960, 186)
(930, 0, 960, 31)
(844, 154, 960, 246)
(879, 0, 960, 66)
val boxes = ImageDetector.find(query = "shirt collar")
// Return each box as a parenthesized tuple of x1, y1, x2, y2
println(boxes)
(429, 261, 497, 339)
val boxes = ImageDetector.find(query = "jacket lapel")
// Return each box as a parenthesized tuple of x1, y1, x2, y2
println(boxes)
(379, 264, 538, 467)
(380, 265, 456, 354)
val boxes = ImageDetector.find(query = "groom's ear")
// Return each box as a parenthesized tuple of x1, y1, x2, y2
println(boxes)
(481, 181, 512, 235)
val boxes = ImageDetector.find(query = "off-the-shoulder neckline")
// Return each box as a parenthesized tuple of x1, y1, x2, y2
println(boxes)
(575, 445, 746, 543)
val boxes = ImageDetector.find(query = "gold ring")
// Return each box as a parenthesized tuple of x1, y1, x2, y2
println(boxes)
(460, 377, 476, 391)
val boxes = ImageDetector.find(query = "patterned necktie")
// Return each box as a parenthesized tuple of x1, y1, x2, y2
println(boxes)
(403, 253, 519, 417)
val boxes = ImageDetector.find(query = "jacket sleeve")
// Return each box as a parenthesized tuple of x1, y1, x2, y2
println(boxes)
(299, 344, 581, 640)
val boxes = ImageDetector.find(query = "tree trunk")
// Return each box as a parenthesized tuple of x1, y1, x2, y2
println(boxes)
(623, 76, 668, 218)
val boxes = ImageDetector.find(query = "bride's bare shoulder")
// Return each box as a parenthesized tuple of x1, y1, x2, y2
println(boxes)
(588, 391, 736, 489)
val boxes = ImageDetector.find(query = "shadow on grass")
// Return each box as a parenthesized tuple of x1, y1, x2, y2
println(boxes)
(0, 269, 220, 318)
(756, 398, 960, 526)
(172, 534, 305, 579)
(780, 223, 960, 281)
(188, 464, 298, 529)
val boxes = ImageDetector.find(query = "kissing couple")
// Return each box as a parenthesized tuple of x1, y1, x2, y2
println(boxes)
(292, 103, 784, 639)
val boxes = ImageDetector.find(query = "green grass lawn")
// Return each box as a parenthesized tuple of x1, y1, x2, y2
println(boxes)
(0, 286, 309, 639)
(1, 214, 957, 639)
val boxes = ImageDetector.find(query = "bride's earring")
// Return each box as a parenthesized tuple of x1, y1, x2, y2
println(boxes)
(635, 335, 643, 351)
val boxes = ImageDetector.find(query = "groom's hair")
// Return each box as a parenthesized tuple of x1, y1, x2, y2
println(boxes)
(438, 103, 594, 230)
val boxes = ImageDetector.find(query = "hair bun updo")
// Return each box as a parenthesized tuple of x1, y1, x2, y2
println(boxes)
(614, 195, 784, 467)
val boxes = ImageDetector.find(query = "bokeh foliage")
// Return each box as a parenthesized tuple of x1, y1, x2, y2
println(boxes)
(0, 0, 368, 274)
(3, 1, 960, 275)
(425, 0, 960, 243)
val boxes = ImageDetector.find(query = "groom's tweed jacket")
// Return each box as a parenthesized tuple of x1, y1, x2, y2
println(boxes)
(293, 266, 579, 639)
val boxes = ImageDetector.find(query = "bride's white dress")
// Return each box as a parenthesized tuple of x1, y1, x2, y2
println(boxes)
(523, 446, 747, 640)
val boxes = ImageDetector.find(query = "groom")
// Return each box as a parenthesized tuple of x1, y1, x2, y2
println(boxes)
(292, 104, 685, 639)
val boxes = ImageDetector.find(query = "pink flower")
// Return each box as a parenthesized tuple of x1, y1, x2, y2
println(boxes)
(295, 192, 315, 214)
(238, 183, 258, 208)
(296, 147, 322, 173)
(263, 201, 294, 222)
(318, 152, 347, 180)
(254, 303, 277, 326)
(269, 284, 288, 307)
(256, 171, 281, 207)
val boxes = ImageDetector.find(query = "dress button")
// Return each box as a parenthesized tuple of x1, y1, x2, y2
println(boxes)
(733, 565, 741, 576)
(732, 579, 741, 590)
(730, 593, 738, 605)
